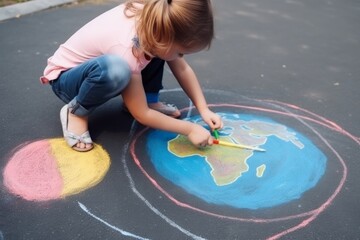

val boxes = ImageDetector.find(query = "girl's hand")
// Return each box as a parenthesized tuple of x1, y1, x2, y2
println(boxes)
(200, 108, 223, 131)
(187, 124, 214, 148)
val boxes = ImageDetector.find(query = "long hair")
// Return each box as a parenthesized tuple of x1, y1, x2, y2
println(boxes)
(125, 0, 214, 55)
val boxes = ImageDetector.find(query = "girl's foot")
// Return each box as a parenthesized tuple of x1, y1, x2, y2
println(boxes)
(60, 105, 93, 152)
(67, 112, 92, 150)
(123, 101, 181, 118)
(148, 102, 181, 118)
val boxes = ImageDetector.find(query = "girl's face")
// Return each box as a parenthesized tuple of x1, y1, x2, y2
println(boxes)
(154, 43, 203, 61)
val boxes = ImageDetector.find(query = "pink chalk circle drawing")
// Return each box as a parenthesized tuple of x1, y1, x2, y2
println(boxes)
(3, 138, 110, 201)
(128, 100, 359, 239)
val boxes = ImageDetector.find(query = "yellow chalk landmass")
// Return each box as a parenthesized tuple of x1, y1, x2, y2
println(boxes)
(256, 164, 266, 177)
(168, 135, 253, 186)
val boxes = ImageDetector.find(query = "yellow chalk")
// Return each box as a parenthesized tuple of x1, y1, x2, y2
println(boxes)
(213, 139, 266, 152)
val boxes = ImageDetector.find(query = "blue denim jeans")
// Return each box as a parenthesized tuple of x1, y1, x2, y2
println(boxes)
(51, 55, 131, 117)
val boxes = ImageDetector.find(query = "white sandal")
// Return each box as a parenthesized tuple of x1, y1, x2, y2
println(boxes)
(60, 104, 94, 152)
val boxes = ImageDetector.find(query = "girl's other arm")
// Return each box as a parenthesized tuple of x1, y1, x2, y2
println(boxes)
(167, 58, 223, 130)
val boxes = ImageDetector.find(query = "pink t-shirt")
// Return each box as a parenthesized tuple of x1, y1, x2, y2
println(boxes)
(40, 4, 149, 84)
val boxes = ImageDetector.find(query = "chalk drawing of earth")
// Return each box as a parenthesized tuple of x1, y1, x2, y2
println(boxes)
(146, 113, 327, 209)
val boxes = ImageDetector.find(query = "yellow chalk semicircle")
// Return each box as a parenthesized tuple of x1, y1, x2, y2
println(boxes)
(49, 138, 110, 198)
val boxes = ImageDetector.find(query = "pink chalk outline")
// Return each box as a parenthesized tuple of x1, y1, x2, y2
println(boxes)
(130, 100, 358, 239)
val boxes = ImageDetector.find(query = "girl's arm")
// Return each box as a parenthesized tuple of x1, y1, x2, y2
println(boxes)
(167, 57, 223, 130)
(122, 74, 213, 146)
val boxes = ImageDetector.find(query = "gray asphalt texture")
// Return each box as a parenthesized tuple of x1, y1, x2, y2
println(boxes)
(0, 0, 75, 21)
(1, 0, 359, 239)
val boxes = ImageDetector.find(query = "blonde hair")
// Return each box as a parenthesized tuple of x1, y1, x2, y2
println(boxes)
(125, 0, 214, 55)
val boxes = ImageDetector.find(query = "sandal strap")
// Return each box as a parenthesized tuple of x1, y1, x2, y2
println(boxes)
(64, 131, 93, 148)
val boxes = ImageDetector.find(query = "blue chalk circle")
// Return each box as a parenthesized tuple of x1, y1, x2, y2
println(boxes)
(146, 113, 327, 209)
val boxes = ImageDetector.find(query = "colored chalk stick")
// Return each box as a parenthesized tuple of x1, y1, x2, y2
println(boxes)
(213, 139, 266, 152)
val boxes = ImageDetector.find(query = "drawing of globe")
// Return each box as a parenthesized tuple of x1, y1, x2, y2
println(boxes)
(146, 113, 327, 209)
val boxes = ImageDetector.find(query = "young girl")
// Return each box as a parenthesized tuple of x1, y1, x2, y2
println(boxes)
(40, 0, 223, 152)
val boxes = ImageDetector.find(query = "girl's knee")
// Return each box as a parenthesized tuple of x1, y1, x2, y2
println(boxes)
(101, 55, 131, 90)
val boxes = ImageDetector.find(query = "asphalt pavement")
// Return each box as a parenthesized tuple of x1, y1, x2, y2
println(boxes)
(1, 0, 359, 239)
